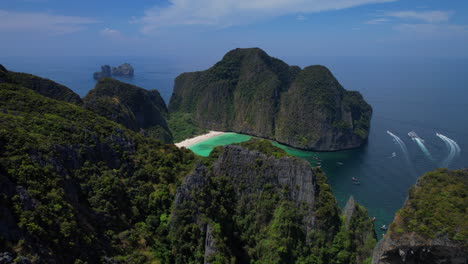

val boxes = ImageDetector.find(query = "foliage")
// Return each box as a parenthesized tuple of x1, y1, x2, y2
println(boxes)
(236, 138, 291, 158)
(0, 82, 195, 262)
(5, 70, 83, 104)
(83, 77, 173, 143)
(389, 168, 468, 248)
(168, 112, 208, 143)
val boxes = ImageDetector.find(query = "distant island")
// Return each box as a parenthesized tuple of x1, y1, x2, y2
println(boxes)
(169, 47, 372, 151)
(93, 63, 134, 80)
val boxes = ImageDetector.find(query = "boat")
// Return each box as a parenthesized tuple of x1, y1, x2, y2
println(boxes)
(381, 225, 388, 231)
(352, 177, 358, 181)
(337, 162, 343, 165)
(353, 181, 360, 185)
(408, 131, 424, 142)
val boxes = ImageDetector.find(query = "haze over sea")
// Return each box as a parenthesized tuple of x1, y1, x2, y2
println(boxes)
(2, 54, 467, 235)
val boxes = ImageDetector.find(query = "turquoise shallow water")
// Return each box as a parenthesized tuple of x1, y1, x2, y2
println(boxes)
(188, 133, 252, 156)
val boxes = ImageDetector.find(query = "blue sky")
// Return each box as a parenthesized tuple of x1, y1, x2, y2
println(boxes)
(1, 0, 467, 60)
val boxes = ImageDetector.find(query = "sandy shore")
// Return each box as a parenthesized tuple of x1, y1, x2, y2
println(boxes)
(175, 131, 225, 148)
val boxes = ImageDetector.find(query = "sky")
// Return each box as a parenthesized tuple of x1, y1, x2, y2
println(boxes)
(1, 0, 468, 61)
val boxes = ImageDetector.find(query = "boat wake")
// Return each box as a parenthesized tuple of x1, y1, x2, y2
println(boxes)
(387, 131, 411, 164)
(436, 133, 461, 167)
(412, 137, 435, 162)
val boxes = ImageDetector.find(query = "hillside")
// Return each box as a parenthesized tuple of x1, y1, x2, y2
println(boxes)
(83, 78, 173, 143)
(169, 48, 372, 151)
(0, 81, 195, 263)
(372, 168, 468, 264)
(0, 64, 83, 105)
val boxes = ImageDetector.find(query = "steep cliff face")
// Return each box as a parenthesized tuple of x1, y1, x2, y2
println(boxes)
(170, 140, 375, 264)
(0, 64, 82, 105)
(169, 48, 372, 151)
(343, 196, 378, 264)
(83, 78, 173, 143)
(372, 169, 467, 264)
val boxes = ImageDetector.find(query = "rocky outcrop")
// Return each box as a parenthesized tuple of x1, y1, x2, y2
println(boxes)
(93, 63, 134, 80)
(93, 65, 111, 80)
(343, 195, 357, 229)
(372, 169, 468, 264)
(212, 145, 316, 206)
(0, 64, 82, 104)
(112, 63, 134, 77)
(169, 47, 372, 151)
(83, 78, 173, 143)
(343, 196, 378, 264)
(372, 232, 467, 264)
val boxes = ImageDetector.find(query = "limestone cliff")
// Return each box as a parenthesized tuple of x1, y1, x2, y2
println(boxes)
(169, 48, 372, 151)
(372, 169, 467, 264)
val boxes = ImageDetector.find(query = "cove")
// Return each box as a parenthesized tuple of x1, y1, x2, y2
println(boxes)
(189, 132, 396, 237)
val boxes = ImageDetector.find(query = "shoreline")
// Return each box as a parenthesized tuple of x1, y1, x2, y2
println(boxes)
(175, 131, 225, 148)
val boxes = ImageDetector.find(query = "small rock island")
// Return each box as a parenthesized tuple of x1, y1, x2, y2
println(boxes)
(93, 63, 134, 80)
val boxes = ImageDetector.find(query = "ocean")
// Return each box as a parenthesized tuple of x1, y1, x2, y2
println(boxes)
(2, 55, 467, 236)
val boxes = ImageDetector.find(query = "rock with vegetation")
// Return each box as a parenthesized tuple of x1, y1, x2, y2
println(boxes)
(169, 48, 372, 151)
(169, 138, 376, 263)
(93, 63, 134, 80)
(372, 168, 468, 264)
(0, 64, 82, 105)
(112, 63, 134, 77)
(83, 77, 173, 143)
(93, 65, 112, 80)
(0, 80, 196, 263)
(342, 196, 378, 264)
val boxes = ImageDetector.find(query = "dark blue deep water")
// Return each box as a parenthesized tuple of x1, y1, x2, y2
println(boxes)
(2, 55, 467, 236)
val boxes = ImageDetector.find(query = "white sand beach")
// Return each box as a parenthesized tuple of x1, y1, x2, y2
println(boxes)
(175, 131, 225, 148)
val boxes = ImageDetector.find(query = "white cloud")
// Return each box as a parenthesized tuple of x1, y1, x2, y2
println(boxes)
(394, 23, 468, 36)
(138, 0, 397, 33)
(385, 10, 451, 23)
(296, 14, 307, 21)
(365, 18, 390, 24)
(0, 9, 97, 35)
(101, 28, 121, 37)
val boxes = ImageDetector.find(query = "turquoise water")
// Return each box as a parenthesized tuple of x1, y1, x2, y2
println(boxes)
(189, 133, 252, 156)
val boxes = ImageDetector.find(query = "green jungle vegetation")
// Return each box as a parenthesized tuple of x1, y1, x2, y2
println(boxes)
(0, 82, 195, 263)
(83, 78, 173, 143)
(389, 168, 468, 248)
(0, 66, 82, 105)
(168, 112, 208, 143)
